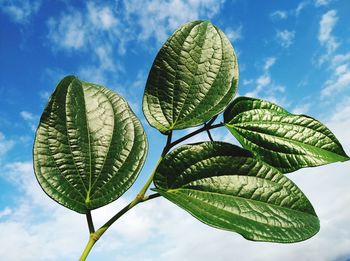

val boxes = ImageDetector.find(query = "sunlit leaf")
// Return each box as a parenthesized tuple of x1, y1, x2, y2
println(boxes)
(154, 142, 319, 242)
(143, 20, 238, 133)
(33, 76, 148, 214)
(224, 97, 349, 173)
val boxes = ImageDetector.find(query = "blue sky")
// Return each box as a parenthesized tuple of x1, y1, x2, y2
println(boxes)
(1, 0, 350, 260)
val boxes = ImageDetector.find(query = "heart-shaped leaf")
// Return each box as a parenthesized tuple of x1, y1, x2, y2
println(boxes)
(224, 97, 349, 173)
(33, 76, 148, 214)
(154, 142, 319, 243)
(143, 20, 238, 133)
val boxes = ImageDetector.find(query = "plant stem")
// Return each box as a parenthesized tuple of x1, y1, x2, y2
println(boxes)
(169, 122, 223, 149)
(79, 235, 95, 261)
(79, 193, 161, 261)
(86, 210, 95, 234)
(97, 192, 161, 236)
(130, 132, 171, 205)
(206, 129, 214, 141)
(131, 156, 164, 206)
(79, 118, 224, 260)
(79, 134, 171, 261)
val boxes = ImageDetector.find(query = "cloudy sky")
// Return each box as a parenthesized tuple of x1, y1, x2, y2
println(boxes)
(1, 0, 350, 260)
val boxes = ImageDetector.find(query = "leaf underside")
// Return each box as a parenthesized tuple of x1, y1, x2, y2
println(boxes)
(224, 97, 349, 173)
(33, 76, 148, 214)
(143, 20, 238, 133)
(154, 142, 319, 243)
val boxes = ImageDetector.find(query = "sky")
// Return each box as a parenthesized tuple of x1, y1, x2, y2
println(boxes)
(0, 0, 350, 260)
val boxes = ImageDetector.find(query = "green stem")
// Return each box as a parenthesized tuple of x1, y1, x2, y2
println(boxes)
(79, 118, 224, 260)
(133, 156, 164, 203)
(86, 210, 95, 234)
(79, 235, 96, 261)
(79, 193, 161, 261)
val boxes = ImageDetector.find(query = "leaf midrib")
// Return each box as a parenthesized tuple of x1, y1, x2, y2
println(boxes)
(177, 26, 229, 126)
(82, 86, 93, 202)
(169, 187, 317, 223)
(165, 190, 318, 242)
(89, 106, 136, 200)
(228, 103, 288, 120)
(172, 22, 210, 127)
(231, 117, 334, 143)
(167, 171, 306, 212)
(86, 86, 116, 199)
(53, 81, 88, 198)
(230, 123, 346, 159)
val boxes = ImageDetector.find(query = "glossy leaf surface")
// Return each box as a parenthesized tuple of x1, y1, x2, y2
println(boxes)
(154, 142, 319, 242)
(143, 20, 238, 133)
(33, 76, 148, 214)
(224, 97, 349, 173)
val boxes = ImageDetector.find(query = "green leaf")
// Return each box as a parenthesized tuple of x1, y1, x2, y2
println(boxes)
(143, 20, 238, 133)
(33, 76, 148, 214)
(224, 97, 349, 173)
(154, 142, 319, 243)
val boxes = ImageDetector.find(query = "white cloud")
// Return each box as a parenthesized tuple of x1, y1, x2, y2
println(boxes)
(245, 57, 285, 99)
(292, 102, 311, 114)
(242, 79, 253, 85)
(314, 0, 332, 7)
(270, 10, 288, 20)
(0, 132, 14, 158)
(321, 53, 350, 98)
(318, 10, 339, 63)
(47, 13, 86, 50)
(46, 3, 122, 54)
(46, 0, 227, 88)
(264, 57, 276, 71)
(0, 160, 194, 260)
(324, 105, 350, 203)
(47, 3, 124, 85)
(0, 161, 119, 260)
(123, 0, 225, 43)
(270, 2, 308, 20)
(87, 2, 118, 30)
(256, 74, 271, 87)
(276, 29, 295, 48)
(225, 25, 243, 42)
(319, 10, 338, 46)
(295, 1, 308, 16)
(0, 0, 41, 24)
(332, 52, 350, 66)
(245, 77, 268, 98)
(328, 96, 350, 145)
(78, 43, 123, 85)
(39, 91, 50, 101)
(20, 111, 35, 121)
(317, 10, 349, 98)
(0, 207, 11, 218)
(48, 0, 225, 53)
(20, 111, 38, 132)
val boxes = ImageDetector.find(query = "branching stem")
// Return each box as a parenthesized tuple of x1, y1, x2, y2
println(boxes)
(168, 122, 223, 149)
(206, 129, 214, 141)
(79, 193, 161, 261)
(79, 117, 223, 260)
(86, 210, 95, 234)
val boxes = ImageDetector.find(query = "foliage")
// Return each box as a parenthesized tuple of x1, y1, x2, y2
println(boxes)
(33, 20, 349, 260)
